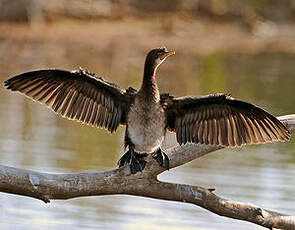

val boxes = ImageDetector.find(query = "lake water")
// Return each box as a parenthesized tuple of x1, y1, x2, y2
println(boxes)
(0, 39, 295, 230)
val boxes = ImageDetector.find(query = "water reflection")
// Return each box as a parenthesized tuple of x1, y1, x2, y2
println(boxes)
(0, 39, 295, 229)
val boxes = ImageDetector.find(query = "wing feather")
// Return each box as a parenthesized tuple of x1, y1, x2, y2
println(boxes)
(4, 69, 132, 132)
(165, 94, 290, 147)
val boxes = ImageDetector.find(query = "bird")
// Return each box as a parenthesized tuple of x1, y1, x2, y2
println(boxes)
(4, 47, 291, 174)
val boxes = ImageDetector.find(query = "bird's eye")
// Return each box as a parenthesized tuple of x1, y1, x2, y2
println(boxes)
(160, 46, 167, 52)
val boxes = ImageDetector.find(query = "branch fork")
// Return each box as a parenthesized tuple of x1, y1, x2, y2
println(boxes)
(1, 114, 295, 229)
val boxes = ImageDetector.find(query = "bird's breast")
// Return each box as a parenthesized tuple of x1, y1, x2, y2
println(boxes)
(127, 99, 166, 153)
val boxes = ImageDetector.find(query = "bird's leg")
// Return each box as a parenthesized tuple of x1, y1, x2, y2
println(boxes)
(118, 146, 147, 174)
(129, 150, 147, 174)
(152, 148, 170, 170)
(118, 150, 131, 168)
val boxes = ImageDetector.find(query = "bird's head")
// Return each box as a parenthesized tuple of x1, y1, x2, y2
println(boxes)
(144, 47, 175, 75)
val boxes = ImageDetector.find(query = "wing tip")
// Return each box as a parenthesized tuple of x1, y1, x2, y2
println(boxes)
(283, 128, 291, 141)
(3, 79, 11, 89)
(3, 81, 18, 91)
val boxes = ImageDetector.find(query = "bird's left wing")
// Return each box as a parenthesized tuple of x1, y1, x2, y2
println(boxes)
(165, 93, 290, 147)
(4, 69, 133, 132)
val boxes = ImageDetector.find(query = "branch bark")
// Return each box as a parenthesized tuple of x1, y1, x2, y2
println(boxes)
(1, 114, 295, 229)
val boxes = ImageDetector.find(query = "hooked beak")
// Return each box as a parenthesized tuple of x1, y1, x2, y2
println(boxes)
(160, 50, 175, 60)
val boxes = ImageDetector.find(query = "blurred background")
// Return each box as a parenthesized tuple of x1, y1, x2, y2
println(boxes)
(0, 0, 295, 229)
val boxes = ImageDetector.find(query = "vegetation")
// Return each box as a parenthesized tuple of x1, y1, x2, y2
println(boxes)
(1, 0, 295, 24)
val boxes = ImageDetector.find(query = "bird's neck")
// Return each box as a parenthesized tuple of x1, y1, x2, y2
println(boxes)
(140, 62, 160, 102)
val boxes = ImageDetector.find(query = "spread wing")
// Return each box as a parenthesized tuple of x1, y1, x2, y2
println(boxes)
(4, 69, 133, 132)
(165, 93, 290, 147)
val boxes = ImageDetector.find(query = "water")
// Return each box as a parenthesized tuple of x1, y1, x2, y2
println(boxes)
(0, 38, 295, 230)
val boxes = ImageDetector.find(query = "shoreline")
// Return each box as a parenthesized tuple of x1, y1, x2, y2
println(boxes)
(0, 18, 295, 55)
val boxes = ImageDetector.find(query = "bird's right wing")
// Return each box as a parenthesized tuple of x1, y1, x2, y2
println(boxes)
(4, 68, 134, 132)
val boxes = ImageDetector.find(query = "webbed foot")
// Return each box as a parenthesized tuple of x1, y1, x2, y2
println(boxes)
(118, 149, 147, 174)
(153, 148, 170, 170)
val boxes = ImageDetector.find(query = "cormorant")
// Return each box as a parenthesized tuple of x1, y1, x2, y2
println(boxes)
(4, 48, 290, 174)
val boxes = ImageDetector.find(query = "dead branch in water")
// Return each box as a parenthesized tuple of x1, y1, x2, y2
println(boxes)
(1, 114, 295, 229)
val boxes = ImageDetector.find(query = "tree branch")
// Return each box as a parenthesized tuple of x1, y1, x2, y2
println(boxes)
(1, 114, 295, 229)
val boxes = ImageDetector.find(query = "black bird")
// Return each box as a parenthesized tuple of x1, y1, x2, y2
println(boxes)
(4, 48, 290, 174)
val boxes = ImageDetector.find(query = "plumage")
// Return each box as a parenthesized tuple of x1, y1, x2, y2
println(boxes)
(165, 94, 290, 146)
(4, 48, 291, 174)
(5, 68, 130, 133)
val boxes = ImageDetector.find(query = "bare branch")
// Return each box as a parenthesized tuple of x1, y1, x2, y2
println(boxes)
(0, 114, 295, 229)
